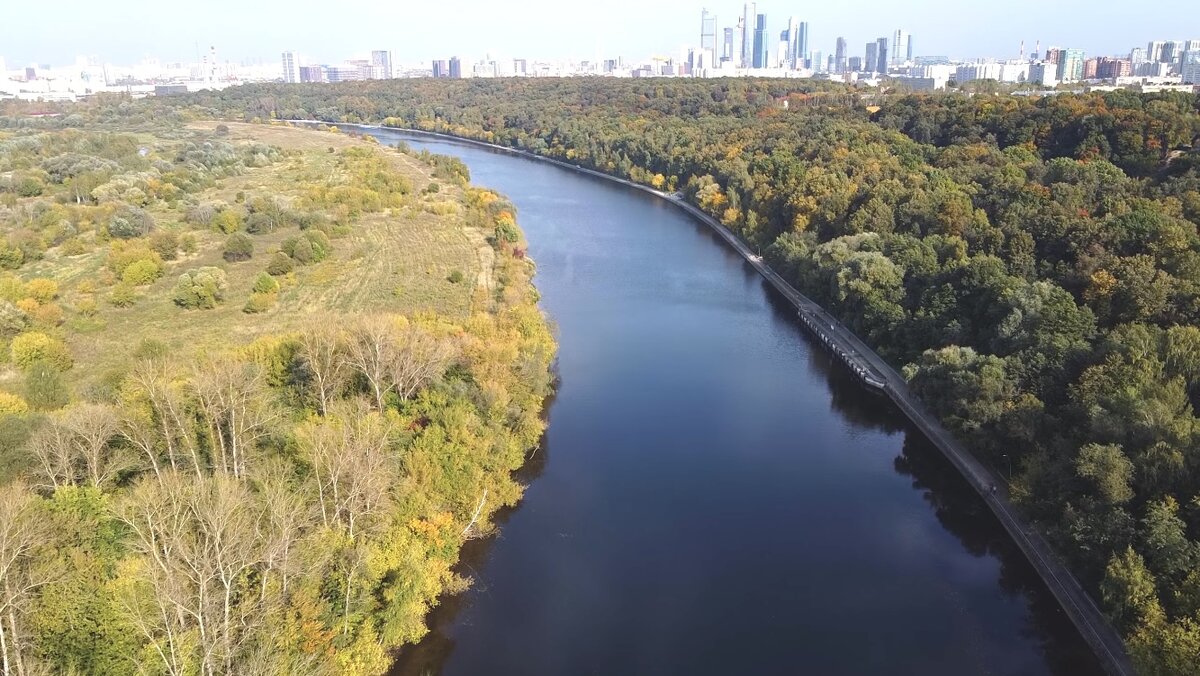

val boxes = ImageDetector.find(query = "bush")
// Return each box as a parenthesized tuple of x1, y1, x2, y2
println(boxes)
(0, 391, 29, 415)
(173, 267, 227, 309)
(24, 278, 58, 303)
(106, 243, 164, 279)
(0, 300, 29, 336)
(149, 230, 180, 260)
(265, 252, 294, 276)
(23, 360, 68, 410)
(448, 270, 465, 284)
(214, 124, 230, 136)
(185, 203, 218, 227)
(109, 283, 137, 307)
(75, 298, 98, 317)
(10, 331, 73, 370)
(222, 233, 254, 262)
(211, 209, 242, 234)
(107, 206, 155, 239)
(252, 272, 280, 295)
(122, 259, 162, 286)
(242, 292, 274, 314)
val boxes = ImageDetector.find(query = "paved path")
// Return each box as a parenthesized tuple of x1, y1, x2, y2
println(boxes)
(311, 122, 1136, 675)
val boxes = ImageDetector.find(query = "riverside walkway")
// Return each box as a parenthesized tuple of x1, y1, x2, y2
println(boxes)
(317, 123, 1136, 676)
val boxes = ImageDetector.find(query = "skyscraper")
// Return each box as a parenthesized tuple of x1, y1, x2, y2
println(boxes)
(448, 57, 462, 79)
(432, 60, 449, 78)
(784, 17, 800, 69)
(281, 51, 299, 83)
(701, 9, 719, 57)
(370, 50, 392, 79)
(865, 42, 878, 74)
(723, 27, 736, 62)
(876, 37, 889, 73)
(891, 30, 910, 66)
(835, 37, 847, 73)
(753, 13, 768, 68)
(795, 22, 809, 69)
(1147, 40, 1166, 63)
(740, 3, 756, 68)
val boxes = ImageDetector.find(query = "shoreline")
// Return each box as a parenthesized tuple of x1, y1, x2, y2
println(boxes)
(291, 119, 1134, 676)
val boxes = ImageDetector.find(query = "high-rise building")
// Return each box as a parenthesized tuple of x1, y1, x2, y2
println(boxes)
(1095, 57, 1131, 79)
(448, 57, 462, 78)
(753, 13, 768, 68)
(834, 37, 847, 73)
(1083, 58, 1098, 79)
(876, 37, 889, 73)
(740, 3, 756, 68)
(432, 60, 448, 78)
(865, 42, 878, 74)
(1147, 40, 1166, 63)
(848, 56, 863, 72)
(370, 50, 393, 79)
(1056, 48, 1085, 82)
(281, 51, 299, 83)
(1183, 52, 1200, 83)
(701, 9, 719, 57)
(722, 27, 736, 62)
(795, 21, 809, 69)
(1130, 47, 1147, 65)
(891, 30, 910, 66)
(783, 17, 800, 68)
(299, 65, 324, 83)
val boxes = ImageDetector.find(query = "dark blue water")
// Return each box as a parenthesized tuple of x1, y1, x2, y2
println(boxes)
(363, 129, 1101, 676)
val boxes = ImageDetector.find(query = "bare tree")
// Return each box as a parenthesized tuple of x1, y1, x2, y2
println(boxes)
(342, 315, 398, 411)
(126, 359, 205, 479)
(389, 326, 456, 402)
(117, 472, 268, 676)
(296, 322, 351, 416)
(192, 357, 279, 479)
(0, 483, 52, 676)
(26, 404, 127, 490)
(297, 401, 395, 538)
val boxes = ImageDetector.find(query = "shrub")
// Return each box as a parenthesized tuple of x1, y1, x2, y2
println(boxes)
(211, 209, 242, 234)
(448, 270, 465, 284)
(75, 298, 98, 317)
(222, 233, 254, 262)
(252, 272, 280, 295)
(244, 212, 275, 234)
(60, 238, 87, 256)
(30, 303, 63, 327)
(109, 283, 137, 307)
(289, 237, 314, 264)
(107, 206, 155, 239)
(23, 360, 68, 410)
(0, 391, 29, 415)
(185, 203, 218, 227)
(122, 259, 162, 286)
(106, 243, 164, 279)
(11, 331, 73, 370)
(214, 124, 230, 136)
(242, 292, 274, 314)
(0, 300, 29, 335)
(265, 252, 294, 276)
(149, 230, 180, 260)
(14, 175, 44, 197)
(173, 267, 227, 309)
(23, 278, 58, 303)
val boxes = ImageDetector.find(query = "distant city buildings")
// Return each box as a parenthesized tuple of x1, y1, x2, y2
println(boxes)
(281, 51, 299, 83)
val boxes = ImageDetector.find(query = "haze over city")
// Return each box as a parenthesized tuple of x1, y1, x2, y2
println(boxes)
(4, 0, 1196, 65)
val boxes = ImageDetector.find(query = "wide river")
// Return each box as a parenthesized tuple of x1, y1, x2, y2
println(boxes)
(359, 128, 1102, 675)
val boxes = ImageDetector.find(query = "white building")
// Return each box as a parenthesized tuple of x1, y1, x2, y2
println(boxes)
(281, 51, 299, 83)
(892, 29, 911, 66)
(1183, 53, 1200, 84)
(1029, 62, 1058, 86)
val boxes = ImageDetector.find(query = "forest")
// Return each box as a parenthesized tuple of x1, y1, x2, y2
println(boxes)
(50, 77, 1200, 674)
(0, 114, 555, 674)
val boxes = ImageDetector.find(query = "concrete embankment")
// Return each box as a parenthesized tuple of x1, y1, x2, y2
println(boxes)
(307, 121, 1135, 676)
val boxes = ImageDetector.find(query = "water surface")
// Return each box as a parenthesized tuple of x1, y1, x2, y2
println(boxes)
(360, 129, 1101, 676)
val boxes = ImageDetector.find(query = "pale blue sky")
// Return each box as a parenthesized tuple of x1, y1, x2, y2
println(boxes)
(3, 0, 1195, 66)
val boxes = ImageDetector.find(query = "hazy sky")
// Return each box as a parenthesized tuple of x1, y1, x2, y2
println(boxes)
(3, 0, 1196, 67)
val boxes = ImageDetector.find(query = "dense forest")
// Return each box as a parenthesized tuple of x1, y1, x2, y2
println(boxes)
(0, 116, 554, 673)
(40, 78, 1200, 673)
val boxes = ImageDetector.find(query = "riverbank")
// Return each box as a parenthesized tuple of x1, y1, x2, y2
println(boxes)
(295, 121, 1133, 676)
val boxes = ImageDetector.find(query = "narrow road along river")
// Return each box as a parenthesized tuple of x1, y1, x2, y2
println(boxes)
(364, 128, 1103, 676)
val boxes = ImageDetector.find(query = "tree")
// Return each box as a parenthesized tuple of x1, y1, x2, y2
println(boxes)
(26, 404, 126, 490)
(191, 357, 278, 478)
(0, 483, 52, 676)
(1076, 443, 1135, 506)
(172, 267, 227, 309)
(222, 233, 254, 263)
(10, 332, 72, 371)
(298, 403, 395, 538)
(296, 323, 350, 415)
(106, 206, 155, 239)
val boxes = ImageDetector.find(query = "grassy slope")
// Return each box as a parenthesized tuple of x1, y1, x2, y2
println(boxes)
(19, 122, 494, 388)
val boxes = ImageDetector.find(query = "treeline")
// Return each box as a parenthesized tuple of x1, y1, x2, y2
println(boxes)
(116, 78, 1200, 672)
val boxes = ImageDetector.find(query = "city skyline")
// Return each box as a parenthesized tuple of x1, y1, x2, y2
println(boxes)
(2, 0, 1195, 68)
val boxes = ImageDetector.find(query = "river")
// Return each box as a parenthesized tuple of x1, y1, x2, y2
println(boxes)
(355, 128, 1103, 675)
